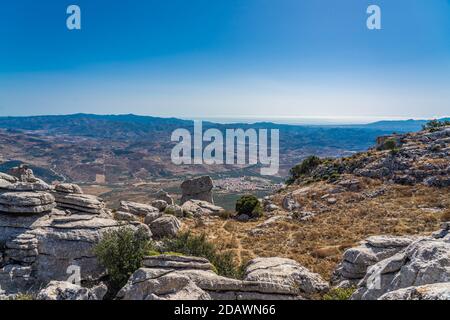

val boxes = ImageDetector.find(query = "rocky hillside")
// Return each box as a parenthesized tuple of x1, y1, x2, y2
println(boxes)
(1, 124, 449, 300)
(187, 125, 450, 286)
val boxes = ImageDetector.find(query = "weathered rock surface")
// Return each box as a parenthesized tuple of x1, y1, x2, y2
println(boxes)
(244, 257, 329, 296)
(119, 201, 159, 217)
(37, 281, 106, 300)
(333, 235, 416, 285)
(378, 282, 450, 300)
(148, 214, 181, 238)
(164, 204, 184, 218)
(117, 255, 307, 300)
(181, 200, 225, 217)
(53, 192, 106, 214)
(155, 190, 174, 205)
(350, 237, 450, 300)
(151, 200, 168, 212)
(54, 183, 83, 194)
(180, 176, 214, 204)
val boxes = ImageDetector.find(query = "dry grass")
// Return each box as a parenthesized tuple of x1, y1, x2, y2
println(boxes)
(185, 179, 448, 280)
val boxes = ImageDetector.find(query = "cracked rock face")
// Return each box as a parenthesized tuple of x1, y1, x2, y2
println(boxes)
(378, 282, 450, 300)
(148, 214, 181, 238)
(332, 235, 416, 286)
(180, 176, 214, 204)
(119, 201, 159, 217)
(181, 200, 225, 217)
(37, 281, 105, 300)
(350, 237, 450, 300)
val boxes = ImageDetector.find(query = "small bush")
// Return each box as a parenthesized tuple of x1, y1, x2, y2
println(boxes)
(323, 287, 355, 300)
(287, 156, 322, 184)
(94, 226, 153, 290)
(163, 232, 241, 278)
(235, 195, 263, 218)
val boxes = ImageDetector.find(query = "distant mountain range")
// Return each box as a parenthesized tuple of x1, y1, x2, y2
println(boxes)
(0, 114, 447, 182)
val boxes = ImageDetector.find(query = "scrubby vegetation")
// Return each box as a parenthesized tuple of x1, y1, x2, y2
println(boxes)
(235, 194, 263, 218)
(163, 232, 242, 279)
(94, 226, 153, 290)
(423, 119, 450, 132)
(287, 155, 322, 184)
(323, 287, 356, 300)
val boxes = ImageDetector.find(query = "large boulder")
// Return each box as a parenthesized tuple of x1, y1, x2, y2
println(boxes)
(351, 237, 450, 300)
(180, 176, 214, 204)
(155, 190, 174, 205)
(332, 235, 416, 286)
(54, 183, 83, 194)
(36, 281, 105, 300)
(117, 255, 305, 300)
(378, 282, 450, 300)
(148, 214, 181, 238)
(181, 200, 225, 217)
(53, 192, 106, 214)
(244, 257, 329, 296)
(119, 201, 159, 217)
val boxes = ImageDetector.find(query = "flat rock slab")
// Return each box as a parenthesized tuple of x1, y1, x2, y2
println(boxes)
(0, 192, 55, 206)
(54, 184, 83, 194)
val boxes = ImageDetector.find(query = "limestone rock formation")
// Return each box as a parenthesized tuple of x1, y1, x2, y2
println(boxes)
(0, 170, 148, 296)
(244, 257, 329, 296)
(148, 214, 181, 238)
(37, 281, 105, 300)
(180, 176, 214, 204)
(117, 255, 307, 300)
(151, 199, 168, 212)
(332, 235, 416, 286)
(378, 282, 450, 300)
(181, 200, 225, 217)
(350, 237, 450, 300)
(155, 190, 174, 205)
(119, 201, 159, 217)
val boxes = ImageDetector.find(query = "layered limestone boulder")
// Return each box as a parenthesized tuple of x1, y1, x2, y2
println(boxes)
(53, 192, 106, 215)
(117, 255, 308, 300)
(118, 201, 159, 217)
(350, 237, 450, 300)
(148, 214, 181, 238)
(244, 257, 329, 296)
(0, 191, 56, 214)
(0, 170, 148, 296)
(332, 235, 416, 287)
(181, 200, 225, 217)
(155, 190, 174, 205)
(151, 199, 168, 212)
(378, 282, 450, 300)
(180, 176, 214, 204)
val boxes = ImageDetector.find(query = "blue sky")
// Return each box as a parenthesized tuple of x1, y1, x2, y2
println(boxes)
(0, 0, 449, 120)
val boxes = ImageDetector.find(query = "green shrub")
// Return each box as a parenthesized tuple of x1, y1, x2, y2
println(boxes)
(94, 226, 153, 290)
(235, 195, 263, 218)
(287, 156, 322, 184)
(423, 119, 450, 132)
(323, 287, 356, 300)
(381, 138, 397, 151)
(163, 232, 241, 278)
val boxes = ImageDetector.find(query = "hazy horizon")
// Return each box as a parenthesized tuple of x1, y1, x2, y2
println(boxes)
(1, 1, 449, 118)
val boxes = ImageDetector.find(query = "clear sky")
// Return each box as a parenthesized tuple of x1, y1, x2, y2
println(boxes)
(0, 0, 449, 120)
